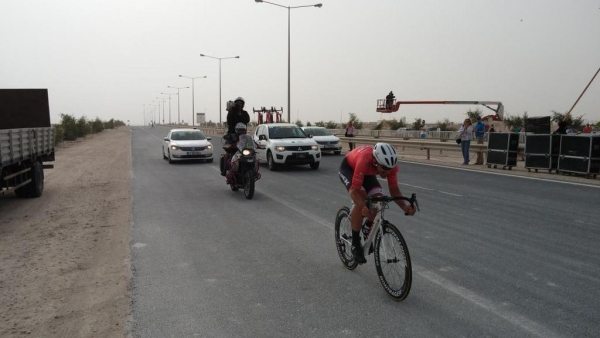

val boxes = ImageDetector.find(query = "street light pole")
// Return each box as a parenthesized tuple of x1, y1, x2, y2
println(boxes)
(200, 53, 240, 126)
(255, 0, 322, 123)
(168, 86, 189, 125)
(161, 92, 177, 124)
(179, 74, 207, 127)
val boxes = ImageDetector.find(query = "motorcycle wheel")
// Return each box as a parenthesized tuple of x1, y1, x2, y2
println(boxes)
(243, 171, 255, 199)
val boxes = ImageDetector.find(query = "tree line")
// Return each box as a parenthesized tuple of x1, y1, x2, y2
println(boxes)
(54, 114, 126, 145)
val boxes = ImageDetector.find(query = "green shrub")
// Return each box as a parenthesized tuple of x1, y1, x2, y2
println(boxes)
(91, 118, 104, 133)
(53, 124, 64, 145)
(61, 114, 78, 141)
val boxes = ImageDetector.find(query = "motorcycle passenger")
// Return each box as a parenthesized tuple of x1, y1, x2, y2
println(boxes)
(221, 97, 250, 176)
(226, 123, 253, 183)
(338, 143, 416, 264)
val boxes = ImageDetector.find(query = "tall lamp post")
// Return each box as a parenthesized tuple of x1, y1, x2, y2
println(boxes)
(199, 53, 239, 125)
(160, 92, 177, 124)
(255, 0, 322, 123)
(167, 85, 189, 125)
(179, 74, 207, 127)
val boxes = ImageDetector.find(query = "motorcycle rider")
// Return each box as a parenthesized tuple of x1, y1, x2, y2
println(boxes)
(221, 97, 250, 176)
(226, 122, 252, 183)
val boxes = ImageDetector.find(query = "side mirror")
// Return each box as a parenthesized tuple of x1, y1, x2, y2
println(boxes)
(163, 137, 169, 141)
(259, 135, 267, 141)
(207, 137, 212, 141)
(307, 134, 313, 138)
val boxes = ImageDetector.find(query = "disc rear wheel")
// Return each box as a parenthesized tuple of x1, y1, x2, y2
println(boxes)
(374, 222, 412, 300)
(334, 207, 358, 270)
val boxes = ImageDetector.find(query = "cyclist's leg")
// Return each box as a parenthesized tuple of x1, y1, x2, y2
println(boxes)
(363, 176, 383, 223)
(338, 160, 367, 263)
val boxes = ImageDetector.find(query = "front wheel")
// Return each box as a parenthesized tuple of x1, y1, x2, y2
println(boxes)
(267, 151, 278, 171)
(374, 222, 412, 301)
(310, 161, 320, 170)
(243, 170, 255, 200)
(334, 207, 358, 270)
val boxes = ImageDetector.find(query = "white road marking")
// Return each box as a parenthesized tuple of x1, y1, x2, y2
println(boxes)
(416, 268, 561, 337)
(438, 190, 463, 197)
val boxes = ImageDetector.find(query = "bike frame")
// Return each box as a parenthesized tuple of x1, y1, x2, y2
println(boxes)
(349, 201, 385, 257)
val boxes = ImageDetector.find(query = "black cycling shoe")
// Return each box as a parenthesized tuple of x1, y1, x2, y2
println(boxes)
(352, 244, 367, 264)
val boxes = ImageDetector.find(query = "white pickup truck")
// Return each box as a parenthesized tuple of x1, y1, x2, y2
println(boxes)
(1, 89, 55, 198)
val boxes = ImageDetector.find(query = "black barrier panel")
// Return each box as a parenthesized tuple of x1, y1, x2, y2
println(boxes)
(0, 89, 51, 129)
(488, 133, 519, 151)
(525, 116, 551, 134)
(525, 135, 550, 154)
(487, 150, 517, 166)
(560, 135, 599, 158)
(525, 155, 551, 169)
(558, 135, 600, 175)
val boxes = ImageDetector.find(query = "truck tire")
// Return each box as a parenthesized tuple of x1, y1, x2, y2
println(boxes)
(15, 161, 44, 198)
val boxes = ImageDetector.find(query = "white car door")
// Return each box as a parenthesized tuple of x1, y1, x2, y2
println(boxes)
(254, 126, 268, 161)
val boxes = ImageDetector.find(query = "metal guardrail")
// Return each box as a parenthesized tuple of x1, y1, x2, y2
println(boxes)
(338, 136, 490, 160)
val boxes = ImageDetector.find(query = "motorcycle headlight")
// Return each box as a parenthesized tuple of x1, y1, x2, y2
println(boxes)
(311, 145, 319, 151)
(275, 146, 286, 152)
(170, 145, 179, 150)
(242, 149, 252, 156)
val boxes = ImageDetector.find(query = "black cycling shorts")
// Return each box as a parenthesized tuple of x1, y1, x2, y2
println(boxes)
(338, 158, 382, 195)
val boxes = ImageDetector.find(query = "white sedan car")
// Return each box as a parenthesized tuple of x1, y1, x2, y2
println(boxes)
(162, 128, 213, 163)
(302, 126, 342, 155)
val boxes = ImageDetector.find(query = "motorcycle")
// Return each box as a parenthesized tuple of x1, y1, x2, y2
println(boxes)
(224, 134, 260, 199)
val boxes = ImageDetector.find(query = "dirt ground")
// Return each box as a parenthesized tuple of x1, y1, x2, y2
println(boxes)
(0, 127, 131, 337)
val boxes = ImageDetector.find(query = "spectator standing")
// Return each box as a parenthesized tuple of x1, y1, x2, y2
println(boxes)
(458, 118, 473, 165)
(345, 121, 356, 151)
(474, 116, 485, 165)
(583, 123, 593, 133)
(489, 125, 496, 133)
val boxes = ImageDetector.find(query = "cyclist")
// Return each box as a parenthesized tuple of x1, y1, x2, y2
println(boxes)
(338, 143, 416, 264)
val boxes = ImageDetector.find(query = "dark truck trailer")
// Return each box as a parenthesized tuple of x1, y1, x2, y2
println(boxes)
(1, 89, 55, 198)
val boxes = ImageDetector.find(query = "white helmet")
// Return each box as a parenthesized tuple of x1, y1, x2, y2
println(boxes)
(234, 97, 245, 104)
(373, 143, 397, 169)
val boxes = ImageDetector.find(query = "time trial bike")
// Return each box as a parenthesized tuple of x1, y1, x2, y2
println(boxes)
(334, 194, 419, 300)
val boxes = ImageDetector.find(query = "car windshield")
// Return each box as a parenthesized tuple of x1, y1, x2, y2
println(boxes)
(304, 128, 331, 136)
(268, 126, 307, 139)
(170, 131, 206, 140)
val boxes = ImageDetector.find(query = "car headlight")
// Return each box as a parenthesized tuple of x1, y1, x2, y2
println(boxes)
(170, 145, 179, 150)
(311, 145, 319, 151)
(207, 145, 212, 150)
(242, 149, 253, 156)
(275, 146, 286, 152)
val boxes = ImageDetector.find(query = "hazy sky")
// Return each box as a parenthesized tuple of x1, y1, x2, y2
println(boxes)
(2, 0, 599, 126)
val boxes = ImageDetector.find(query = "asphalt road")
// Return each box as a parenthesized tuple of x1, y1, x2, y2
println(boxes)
(131, 126, 600, 337)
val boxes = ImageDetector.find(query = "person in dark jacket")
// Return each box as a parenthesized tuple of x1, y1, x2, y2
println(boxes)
(226, 97, 250, 135)
(221, 97, 250, 176)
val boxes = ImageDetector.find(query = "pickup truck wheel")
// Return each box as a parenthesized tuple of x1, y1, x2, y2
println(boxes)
(310, 161, 320, 170)
(163, 148, 167, 159)
(168, 150, 173, 164)
(267, 152, 277, 171)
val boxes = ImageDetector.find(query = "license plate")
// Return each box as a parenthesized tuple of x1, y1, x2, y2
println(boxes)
(296, 152, 307, 158)
(187, 151, 202, 156)
(246, 158, 254, 162)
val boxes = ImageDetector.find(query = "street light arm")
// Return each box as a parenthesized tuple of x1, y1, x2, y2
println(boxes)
(256, 0, 322, 9)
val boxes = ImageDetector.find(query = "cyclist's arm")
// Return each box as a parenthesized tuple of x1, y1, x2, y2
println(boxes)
(387, 170, 415, 215)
